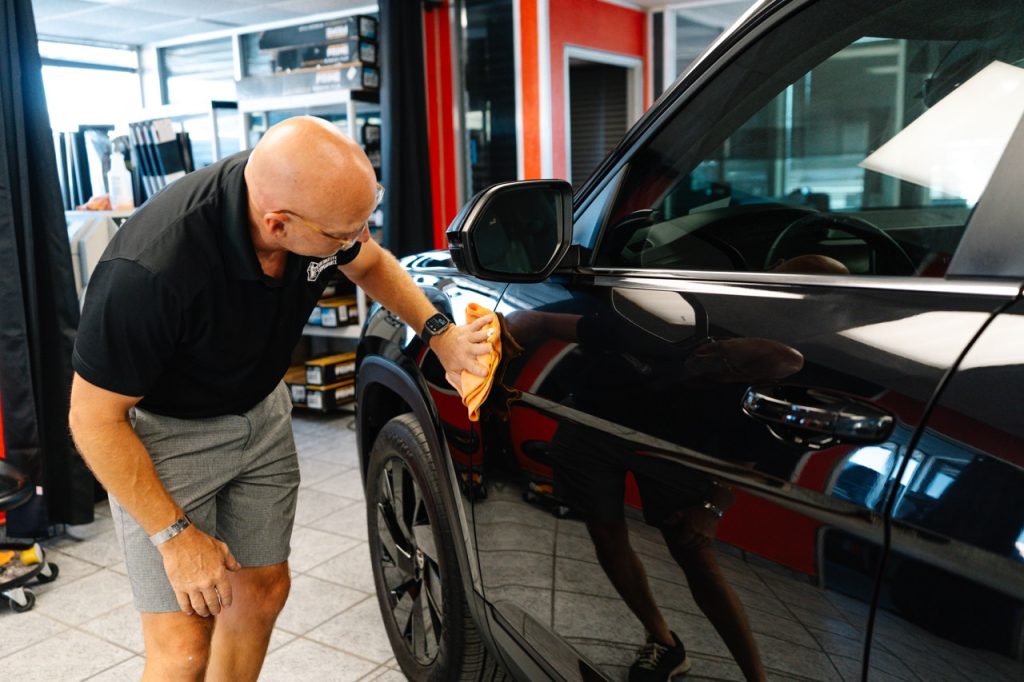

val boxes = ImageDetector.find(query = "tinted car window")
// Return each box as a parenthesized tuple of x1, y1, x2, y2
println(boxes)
(596, 1, 1024, 277)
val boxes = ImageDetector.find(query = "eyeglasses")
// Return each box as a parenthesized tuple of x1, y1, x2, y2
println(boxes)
(276, 183, 385, 251)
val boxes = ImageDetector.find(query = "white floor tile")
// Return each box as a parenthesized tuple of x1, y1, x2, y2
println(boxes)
(295, 488, 355, 526)
(0, 628, 134, 682)
(306, 596, 394, 663)
(298, 457, 356, 489)
(0, 610, 68, 659)
(276, 574, 368, 635)
(307, 543, 376, 593)
(33, 548, 104, 586)
(81, 603, 145, 654)
(307, 501, 369, 542)
(288, 525, 361, 573)
(35, 569, 134, 626)
(85, 655, 147, 681)
(268, 627, 297, 653)
(45, 528, 124, 568)
(259, 637, 377, 681)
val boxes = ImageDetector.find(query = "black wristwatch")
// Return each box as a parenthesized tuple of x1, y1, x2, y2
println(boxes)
(420, 312, 453, 345)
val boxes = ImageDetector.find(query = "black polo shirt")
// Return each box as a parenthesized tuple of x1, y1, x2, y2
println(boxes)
(73, 150, 361, 418)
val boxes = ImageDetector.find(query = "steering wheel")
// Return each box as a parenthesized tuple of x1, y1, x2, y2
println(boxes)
(764, 213, 916, 275)
(602, 208, 749, 270)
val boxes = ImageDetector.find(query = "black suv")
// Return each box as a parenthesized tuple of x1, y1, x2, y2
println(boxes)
(356, 1, 1024, 680)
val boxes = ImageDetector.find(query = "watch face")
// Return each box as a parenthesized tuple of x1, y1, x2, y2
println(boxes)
(426, 314, 450, 334)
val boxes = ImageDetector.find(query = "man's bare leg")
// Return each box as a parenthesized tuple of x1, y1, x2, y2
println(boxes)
(140, 610, 215, 681)
(205, 562, 292, 682)
(587, 519, 675, 646)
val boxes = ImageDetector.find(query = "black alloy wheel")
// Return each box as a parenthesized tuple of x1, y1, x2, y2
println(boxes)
(366, 413, 507, 682)
(375, 451, 444, 664)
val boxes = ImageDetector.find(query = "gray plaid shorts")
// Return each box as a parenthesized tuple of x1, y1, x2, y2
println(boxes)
(109, 382, 300, 612)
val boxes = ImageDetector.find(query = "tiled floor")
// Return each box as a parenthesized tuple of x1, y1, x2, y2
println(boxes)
(0, 413, 403, 682)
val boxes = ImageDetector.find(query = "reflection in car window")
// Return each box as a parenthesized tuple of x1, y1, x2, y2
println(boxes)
(597, 1, 1024, 277)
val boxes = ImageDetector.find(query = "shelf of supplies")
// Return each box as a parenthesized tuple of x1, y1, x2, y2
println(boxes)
(303, 324, 361, 339)
(237, 89, 378, 115)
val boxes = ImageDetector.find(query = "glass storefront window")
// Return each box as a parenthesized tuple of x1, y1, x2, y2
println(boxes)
(160, 37, 235, 106)
(42, 65, 142, 131)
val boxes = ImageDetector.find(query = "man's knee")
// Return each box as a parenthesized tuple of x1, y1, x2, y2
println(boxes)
(256, 567, 291, 615)
(141, 612, 214, 679)
(233, 563, 291, 621)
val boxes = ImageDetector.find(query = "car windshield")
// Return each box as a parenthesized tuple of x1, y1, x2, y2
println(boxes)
(596, 0, 1024, 276)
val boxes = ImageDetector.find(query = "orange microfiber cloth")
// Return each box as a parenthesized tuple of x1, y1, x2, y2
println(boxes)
(459, 303, 501, 422)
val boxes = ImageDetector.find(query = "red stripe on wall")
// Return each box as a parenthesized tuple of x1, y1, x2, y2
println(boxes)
(520, 0, 543, 179)
(423, 4, 460, 249)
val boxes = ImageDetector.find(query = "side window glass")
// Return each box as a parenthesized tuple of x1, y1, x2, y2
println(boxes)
(598, 14, 1024, 277)
(572, 165, 626, 250)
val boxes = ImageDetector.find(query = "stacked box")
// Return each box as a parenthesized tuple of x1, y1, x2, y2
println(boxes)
(237, 64, 379, 98)
(305, 352, 356, 386)
(284, 366, 308, 405)
(274, 39, 377, 72)
(258, 16, 378, 51)
(361, 122, 382, 179)
(362, 124, 381, 146)
(305, 380, 356, 411)
(309, 296, 358, 327)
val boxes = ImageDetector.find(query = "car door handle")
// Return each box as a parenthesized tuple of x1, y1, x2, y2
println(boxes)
(741, 384, 894, 449)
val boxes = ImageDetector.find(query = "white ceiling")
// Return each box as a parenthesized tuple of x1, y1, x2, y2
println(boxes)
(31, 0, 723, 48)
(32, 0, 377, 47)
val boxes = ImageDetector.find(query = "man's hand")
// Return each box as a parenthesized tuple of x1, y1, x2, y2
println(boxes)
(158, 525, 241, 617)
(429, 314, 496, 392)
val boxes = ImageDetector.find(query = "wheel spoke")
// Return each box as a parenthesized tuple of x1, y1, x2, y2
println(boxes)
(424, 565, 444, 640)
(410, 586, 433, 660)
(377, 501, 415, 575)
(391, 464, 410, 537)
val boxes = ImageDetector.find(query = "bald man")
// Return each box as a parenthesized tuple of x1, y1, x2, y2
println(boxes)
(68, 116, 492, 681)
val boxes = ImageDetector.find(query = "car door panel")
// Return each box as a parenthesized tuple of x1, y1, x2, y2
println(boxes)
(470, 275, 1010, 681)
(867, 297, 1024, 680)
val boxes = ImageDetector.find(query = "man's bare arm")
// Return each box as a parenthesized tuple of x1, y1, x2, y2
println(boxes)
(339, 239, 494, 389)
(69, 374, 239, 616)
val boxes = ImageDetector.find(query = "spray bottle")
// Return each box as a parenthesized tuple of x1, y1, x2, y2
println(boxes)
(107, 152, 135, 211)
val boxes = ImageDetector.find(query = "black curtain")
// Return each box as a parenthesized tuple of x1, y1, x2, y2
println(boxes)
(379, 0, 435, 257)
(0, 0, 94, 535)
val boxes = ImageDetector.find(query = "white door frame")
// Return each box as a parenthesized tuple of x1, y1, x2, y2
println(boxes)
(563, 45, 643, 186)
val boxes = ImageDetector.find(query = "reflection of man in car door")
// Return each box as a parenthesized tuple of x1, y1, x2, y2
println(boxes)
(505, 306, 803, 682)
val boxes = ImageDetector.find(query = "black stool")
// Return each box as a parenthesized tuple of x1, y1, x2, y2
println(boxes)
(0, 459, 59, 612)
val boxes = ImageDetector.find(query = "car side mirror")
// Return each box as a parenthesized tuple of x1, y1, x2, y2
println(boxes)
(446, 180, 573, 282)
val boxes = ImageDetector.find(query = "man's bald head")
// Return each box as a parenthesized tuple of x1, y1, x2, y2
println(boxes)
(245, 116, 378, 233)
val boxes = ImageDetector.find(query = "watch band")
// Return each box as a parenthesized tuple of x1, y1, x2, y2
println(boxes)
(149, 514, 191, 546)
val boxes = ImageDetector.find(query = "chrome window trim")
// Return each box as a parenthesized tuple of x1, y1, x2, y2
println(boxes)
(586, 267, 1022, 298)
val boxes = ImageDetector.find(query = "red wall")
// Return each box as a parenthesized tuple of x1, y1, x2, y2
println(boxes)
(547, 0, 649, 178)
(421, 1, 651, 245)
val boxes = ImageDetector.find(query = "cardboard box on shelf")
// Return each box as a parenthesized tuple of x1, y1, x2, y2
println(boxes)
(258, 15, 378, 51)
(274, 39, 378, 72)
(236, 63, 379, 99)
(315, 296, 358, 327)
(305, 352, 356, 386)
(362, 123, 381, 147)
(284, 366, 307, 405)
(305, 380, 356, 411)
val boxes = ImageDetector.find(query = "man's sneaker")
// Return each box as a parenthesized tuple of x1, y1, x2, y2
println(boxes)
(628, 631, 691, 681)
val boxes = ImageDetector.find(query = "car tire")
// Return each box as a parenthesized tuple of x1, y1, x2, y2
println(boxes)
(367, 413, 507, 682)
